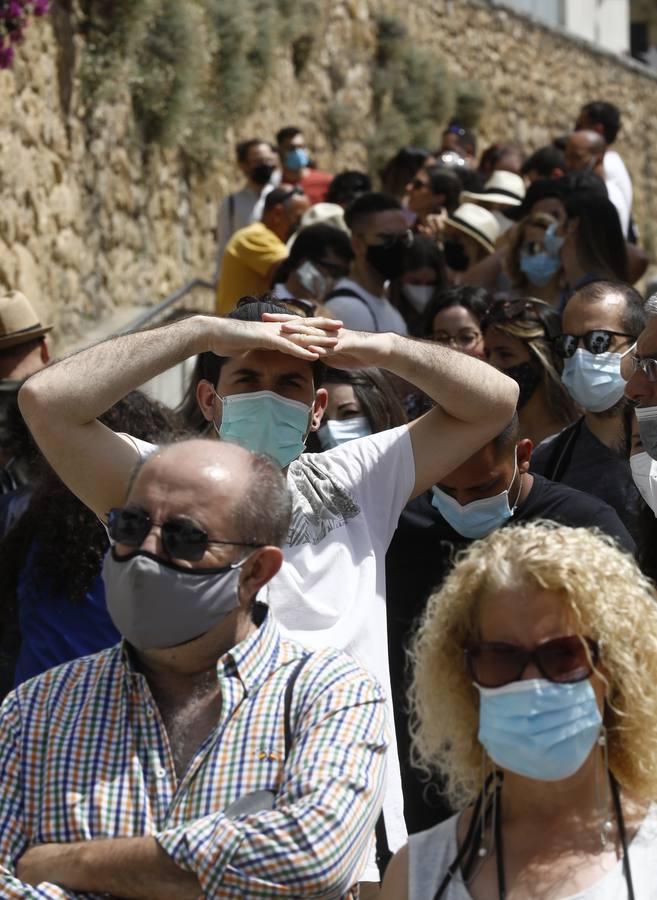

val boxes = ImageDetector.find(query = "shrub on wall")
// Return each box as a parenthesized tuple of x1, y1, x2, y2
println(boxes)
(0, 0, 50, 68)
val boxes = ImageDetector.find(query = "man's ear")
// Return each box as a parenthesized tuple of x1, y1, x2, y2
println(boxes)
(517, 438, 533, 472)
(40, 338, 50, 364)
(238, 547, 283, 606)
(197, 379, 217, 424)
(309, 388, 328, 432)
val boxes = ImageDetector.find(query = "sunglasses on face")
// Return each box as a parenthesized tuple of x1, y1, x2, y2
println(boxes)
(107, 507, 263, 563)
(372, 229, 414, 250)
(553, 330, 635, 359)
(465, 635, 599, 689)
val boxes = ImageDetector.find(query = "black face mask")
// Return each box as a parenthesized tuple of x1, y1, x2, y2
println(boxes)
(502, 362, 541, 409)
(366, 240, 407, 281)
(443, 238, 470, 272)
(250, 163, 275, 186)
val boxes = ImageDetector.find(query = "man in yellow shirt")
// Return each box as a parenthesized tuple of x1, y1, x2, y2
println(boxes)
(217, 187, 309, 314)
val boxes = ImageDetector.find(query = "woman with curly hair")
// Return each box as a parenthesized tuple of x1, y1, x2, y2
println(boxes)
(382, 521, 657, 899)
(482, 297, 579, 446)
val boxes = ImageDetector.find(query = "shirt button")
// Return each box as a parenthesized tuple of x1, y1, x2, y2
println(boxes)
(156, 767, 166, 779)
(146, 708, 154, 717)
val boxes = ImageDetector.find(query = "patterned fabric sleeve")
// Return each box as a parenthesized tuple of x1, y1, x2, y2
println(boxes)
(0, 695, 89, 899)
(157, 655, 388, 898)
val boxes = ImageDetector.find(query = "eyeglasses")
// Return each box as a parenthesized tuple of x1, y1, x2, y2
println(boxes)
(465, 635, 599, 688)
(432, 330, 482, 348)
(623, 354, 657, 383)
(107, 506, 263, 562)
(553, 330, 635, 359)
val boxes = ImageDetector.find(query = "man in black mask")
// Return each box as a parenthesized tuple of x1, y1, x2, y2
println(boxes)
(325, 192, 412, 333)
(216, 139, 280, 274)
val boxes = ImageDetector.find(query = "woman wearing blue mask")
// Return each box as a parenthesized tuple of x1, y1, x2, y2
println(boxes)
(505, 212, 563, 307)
(312, 367, 407, 452)
(382, 522, 657, 900)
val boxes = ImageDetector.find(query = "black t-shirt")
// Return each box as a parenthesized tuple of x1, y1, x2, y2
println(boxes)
(385, 473, 635, 834)
(530, 418, 639, 540)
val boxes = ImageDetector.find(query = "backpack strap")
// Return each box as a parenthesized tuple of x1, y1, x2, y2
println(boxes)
(324, 286, 379, 330)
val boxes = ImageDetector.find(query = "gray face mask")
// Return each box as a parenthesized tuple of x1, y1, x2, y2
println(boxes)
(102, 548, 245, 651)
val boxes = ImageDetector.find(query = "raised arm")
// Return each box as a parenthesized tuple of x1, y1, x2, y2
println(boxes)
(18, 314, 340, 520)
(266, 316, 519, 498)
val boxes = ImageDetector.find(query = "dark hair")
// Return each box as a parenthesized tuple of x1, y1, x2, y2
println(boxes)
(274, 224, 353, 284)
(305, 367, 407, 451)
(0, 391, 186, 612)
(344, 191, 402, 232)
(236, 138, 269, 163)
(379, 147, 430, 198)
(263, 186, 304, 214)
(326, 170, 372, 206)
(388, 236, 448, 334)
(521, 145, 565, 178)
(443, 121, 477, 155)
(421, 284, 492, 338)
(276, 125, 302, 146)
(569, 280, 646, 338)
(491, 412, 519, 455)
(478, 142, 524, 175)
(581, 101, 621, 144)
(422, 165, 462, 213)
(564, 192, 628, 282)
(179, 298, 326, 431)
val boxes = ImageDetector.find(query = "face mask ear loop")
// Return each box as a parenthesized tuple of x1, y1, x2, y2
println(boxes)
(596, 724, 613, 848)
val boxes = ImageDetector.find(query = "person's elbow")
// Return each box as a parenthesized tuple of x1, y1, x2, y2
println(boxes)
(17, 370, 48, 429)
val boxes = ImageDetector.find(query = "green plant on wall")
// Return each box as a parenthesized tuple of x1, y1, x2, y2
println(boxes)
(367, 14, 483, 175)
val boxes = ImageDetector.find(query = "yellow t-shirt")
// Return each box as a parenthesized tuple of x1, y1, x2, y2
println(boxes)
(216, 222, 288, 315)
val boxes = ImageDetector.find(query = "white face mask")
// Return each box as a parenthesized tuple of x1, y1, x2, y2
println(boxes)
(636, 405, 657, 462)
(630, 452, 657, 516)
(401, 283, 435, 314)
(296, 261, 330, 300)
(317, 416, 372, 450)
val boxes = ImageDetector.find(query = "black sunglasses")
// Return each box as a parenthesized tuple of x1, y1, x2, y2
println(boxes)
(108, 507, 263, 562)
(553, 330, 635, 359)
(465, 635, 599, 689)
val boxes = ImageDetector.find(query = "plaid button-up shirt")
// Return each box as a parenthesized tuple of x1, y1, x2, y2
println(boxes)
(0, 610, 387, 898)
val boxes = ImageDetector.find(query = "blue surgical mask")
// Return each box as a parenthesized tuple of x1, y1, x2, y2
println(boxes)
(284, 148, 310, 171)
(478, 677, 602, 781)
(431, 454, 520, 539)
(561, 346, 634, 413)
(636, 405, 657, 462)
(519, 251, 560, 287)
(215, 389, 311, 468)
(544, 222, 565, 257)
(317, 416, 372, 450)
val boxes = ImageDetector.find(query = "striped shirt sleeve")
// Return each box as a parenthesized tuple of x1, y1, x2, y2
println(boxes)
(156, 653, 388, 898)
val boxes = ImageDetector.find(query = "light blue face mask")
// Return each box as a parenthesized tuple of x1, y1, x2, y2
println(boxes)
(215, 389, 311, 468)
(519, 251, 560, 287)
(561, 346, 634, 413)
(317, 415, 372, 450)
(431, 455, 521, 539)
(478, 677, 602, 781)
(284, 148, 310, 171)
(544, 221, 565, 257)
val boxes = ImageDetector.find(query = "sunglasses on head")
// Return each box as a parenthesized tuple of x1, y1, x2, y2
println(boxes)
(465, 635, 599, 689)
(553, 330, 635, 359)
(481, 298, 550, 332)
(107, 507, 263, 563)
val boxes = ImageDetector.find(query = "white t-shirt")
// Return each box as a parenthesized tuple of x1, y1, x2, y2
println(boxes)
(604, 150, 633, 238)
(409, 806, 657, 899)
(326, 277, 409, 335)
(123, 425, 416, 881)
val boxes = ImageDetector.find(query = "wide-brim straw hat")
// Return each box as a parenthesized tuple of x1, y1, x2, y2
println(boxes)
(461, 171, 526, 207)
(0, 291, 52, 350)
(445, 203, 500, 255)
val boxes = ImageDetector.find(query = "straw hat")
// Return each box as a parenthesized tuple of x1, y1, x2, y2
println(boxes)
(0, 291, 52, 350)
(445, 203, 500, 255)
(461, 171, 526, 207)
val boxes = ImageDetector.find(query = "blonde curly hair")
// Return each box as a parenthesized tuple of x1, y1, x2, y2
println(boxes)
(408, 521, 657, 808)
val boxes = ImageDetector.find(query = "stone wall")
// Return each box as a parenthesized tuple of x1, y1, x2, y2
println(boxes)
(1, 0, 655, 350)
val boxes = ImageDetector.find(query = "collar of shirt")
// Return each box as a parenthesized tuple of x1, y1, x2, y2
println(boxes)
(118, 605, 285, 696)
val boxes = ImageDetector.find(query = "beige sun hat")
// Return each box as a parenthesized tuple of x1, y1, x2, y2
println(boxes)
(461, 171, 526, 208)
(445, 203, 501, 254)
(0, 291, 52, 350)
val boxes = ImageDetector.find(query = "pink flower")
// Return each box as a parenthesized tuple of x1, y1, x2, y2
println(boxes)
(0, 44, 15, 67)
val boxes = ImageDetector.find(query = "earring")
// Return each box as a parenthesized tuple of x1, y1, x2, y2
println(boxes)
(596, 726, 613, 847)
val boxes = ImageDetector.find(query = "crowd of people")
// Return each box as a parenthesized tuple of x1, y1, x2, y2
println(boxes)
(0, 98, 657, 898)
